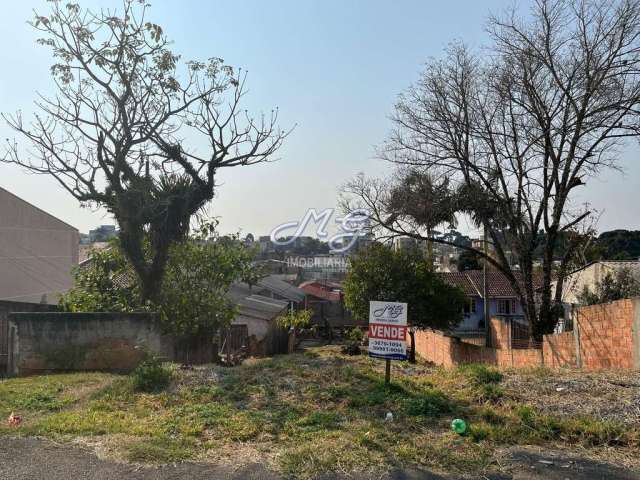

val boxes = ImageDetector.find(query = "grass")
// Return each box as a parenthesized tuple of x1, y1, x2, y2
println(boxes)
(1, 346, 639, 478)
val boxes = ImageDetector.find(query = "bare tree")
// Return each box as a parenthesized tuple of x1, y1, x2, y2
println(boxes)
(2, 0, 287, 301)
(343, 0, 640, 336)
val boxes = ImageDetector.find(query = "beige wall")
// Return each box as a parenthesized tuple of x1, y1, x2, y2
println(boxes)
(555, 261, 640, 305)
(0, 187, 78, 304)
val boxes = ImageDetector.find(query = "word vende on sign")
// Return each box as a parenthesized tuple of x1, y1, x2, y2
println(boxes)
(368, 300, 408, 361)
(368, 324, 407, 340)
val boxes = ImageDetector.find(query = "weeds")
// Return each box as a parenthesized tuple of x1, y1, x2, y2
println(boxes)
(462, 364, 503, 385)
(1, 347, 639, 478)
(131, 357, 173, 393)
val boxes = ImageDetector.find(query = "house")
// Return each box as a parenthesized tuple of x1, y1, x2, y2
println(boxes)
(250, 274, 306, 308)
(299, 280, 358, 328)
(227, 283, 290, 355)
(552, 260, 640, 305)
(89, 225, 117, 243)
(0, 186, 79, 304)
(440, 271, 525, 333)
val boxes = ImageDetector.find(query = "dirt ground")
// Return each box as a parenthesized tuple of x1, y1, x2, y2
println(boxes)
(502, 368, 640, 424)
(1, 436, 638, 480)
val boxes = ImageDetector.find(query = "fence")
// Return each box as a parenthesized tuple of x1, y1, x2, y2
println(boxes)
(414, 298, 640, 370)
(7, 311, 173, 376)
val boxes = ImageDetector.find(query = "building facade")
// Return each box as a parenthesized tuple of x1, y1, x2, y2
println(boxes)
(0, 187, 79, 304)
(440, 271, 525, 332)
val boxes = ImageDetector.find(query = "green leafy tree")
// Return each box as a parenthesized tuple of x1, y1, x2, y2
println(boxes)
(276, 309, 313, 330)
(343, 243, 465, 362)
(2, 0, 286, 302)
(60, 226, 259, 340)
(577, 268, 640, 306)
(456, 250, 481, 272)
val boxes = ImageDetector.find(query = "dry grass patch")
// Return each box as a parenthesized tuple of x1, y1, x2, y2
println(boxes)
(1, 347, 640, 478)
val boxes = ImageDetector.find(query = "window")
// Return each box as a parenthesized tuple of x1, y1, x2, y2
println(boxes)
(463, 298, 477, 315)
(497, 299, 517, 315)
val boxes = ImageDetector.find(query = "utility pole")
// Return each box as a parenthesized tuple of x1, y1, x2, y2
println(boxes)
(483, 225, 491, 347)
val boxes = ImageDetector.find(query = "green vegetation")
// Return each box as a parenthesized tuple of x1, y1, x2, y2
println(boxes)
(59, 223, 261, 339)
(1, 347, 638, 478)
(577, 267, 640, 306)
(343, 243, 466, 361)
(131, 357, 174, 393)
(275, 308, 313, 330)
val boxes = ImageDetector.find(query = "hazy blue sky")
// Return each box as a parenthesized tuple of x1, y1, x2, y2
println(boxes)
(1, 1, 638, 237)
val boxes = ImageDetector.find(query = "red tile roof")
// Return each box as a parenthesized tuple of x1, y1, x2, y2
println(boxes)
(299, 281, 343, 302)
(440, 270, 530, 298)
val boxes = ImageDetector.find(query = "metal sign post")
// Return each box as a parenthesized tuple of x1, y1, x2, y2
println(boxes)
(367, 300, 408, 384)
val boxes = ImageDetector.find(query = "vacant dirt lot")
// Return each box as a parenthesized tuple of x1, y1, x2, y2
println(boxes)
(1, 346, 639, 479)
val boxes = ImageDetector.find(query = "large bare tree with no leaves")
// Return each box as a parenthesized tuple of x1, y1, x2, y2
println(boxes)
(2, 1, 287, 302)
(343, 0, 640, 337)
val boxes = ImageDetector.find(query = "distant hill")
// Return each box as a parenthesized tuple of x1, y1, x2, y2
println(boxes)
(596, 230, 640, 260)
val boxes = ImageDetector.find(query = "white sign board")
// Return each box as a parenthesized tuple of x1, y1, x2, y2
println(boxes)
(368, 300, 408, 361)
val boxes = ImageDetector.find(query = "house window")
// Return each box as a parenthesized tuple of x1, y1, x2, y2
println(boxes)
(463, 298, 477, 315)
(497, 299, 517, 315)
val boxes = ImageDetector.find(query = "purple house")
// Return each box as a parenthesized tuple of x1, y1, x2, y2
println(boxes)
(440, 270, 526, 333)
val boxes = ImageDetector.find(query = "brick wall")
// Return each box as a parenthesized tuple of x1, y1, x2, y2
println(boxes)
(543, 331, 576, 368)
(489, 317, 509, 349)
(574, 299, 638, 370)
(414, 298, 640, 370)
(413, 327, 542, 368)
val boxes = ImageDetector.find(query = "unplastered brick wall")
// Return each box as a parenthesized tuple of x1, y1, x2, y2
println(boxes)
(414, 298, 640, 370)
(414, 327, 542, 368)
(543, 331, 576, 368)
(573, 298, 640, 370)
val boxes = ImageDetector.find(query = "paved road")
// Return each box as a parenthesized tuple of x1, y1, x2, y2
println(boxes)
(1, 436, 638, 480)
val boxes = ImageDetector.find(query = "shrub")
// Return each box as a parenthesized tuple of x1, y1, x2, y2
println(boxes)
(342, 327, 365, 355)
(276, 309, 313, 330)
(468, 423, 491, 442)
(477, 384, 505, 403)
(346, 327, 365, 344)
(463, 364, 503, 385)
(131, 357, 173, 393)
(405, 388, 454, 417)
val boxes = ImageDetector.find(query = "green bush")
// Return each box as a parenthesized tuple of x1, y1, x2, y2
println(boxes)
(463, 364, 503, 385)
(346, 327, 365, 344)
(477, 384, 505, 403)
(131, 357, 173, 393)
(468, 423, 491, 442)
(405, 388, 454, 417)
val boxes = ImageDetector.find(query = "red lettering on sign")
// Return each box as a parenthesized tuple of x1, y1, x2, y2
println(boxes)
(368, 324, 407, 341)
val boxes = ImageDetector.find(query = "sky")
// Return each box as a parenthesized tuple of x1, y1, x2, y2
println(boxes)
(1, 0, 639, 238)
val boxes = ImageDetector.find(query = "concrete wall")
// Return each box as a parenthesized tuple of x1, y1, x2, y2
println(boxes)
(8, 312, 172, 376)
(554, 262, 640, 305)
(0, 300, 58, 373)
(0, 187, 79, 304)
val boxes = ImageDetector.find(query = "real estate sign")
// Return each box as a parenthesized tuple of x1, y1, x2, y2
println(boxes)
(368, 300, 408, 361)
